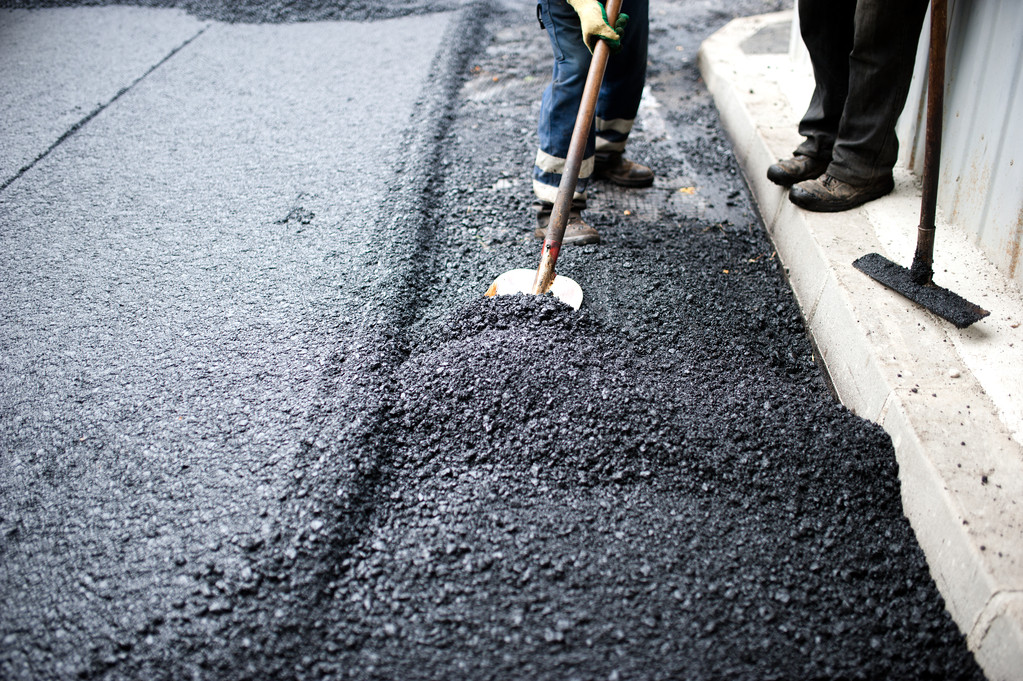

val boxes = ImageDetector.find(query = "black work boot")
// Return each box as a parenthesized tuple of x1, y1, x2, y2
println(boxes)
(594, 151, 655, 188)
(766, 154, 829, 186)
(788, 173, 895, 212)
(535, 203, 600, 246)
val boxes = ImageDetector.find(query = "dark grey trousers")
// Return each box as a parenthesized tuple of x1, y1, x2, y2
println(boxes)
(795, 0, 930, 186)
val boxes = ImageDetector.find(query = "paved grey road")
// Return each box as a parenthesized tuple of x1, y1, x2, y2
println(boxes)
(1, 5, 463, 676)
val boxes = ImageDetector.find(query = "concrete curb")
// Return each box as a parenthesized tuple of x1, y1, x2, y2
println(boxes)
(698, 12, 1023, 681)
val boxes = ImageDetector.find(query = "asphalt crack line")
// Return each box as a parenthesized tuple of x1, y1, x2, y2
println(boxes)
(0, 24, 210, 194)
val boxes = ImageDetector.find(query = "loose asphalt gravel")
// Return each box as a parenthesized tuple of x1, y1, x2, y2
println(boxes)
(1, 0, 987, 679)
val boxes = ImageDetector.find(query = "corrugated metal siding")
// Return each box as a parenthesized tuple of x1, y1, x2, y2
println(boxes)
(940, 0, 1022, 285)
(794, 0, 1023, 288)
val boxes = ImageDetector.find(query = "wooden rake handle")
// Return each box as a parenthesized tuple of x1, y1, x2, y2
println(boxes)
(532, 0, 624, 295)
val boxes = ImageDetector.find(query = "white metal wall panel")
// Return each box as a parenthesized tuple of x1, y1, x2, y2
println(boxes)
(940, 0, 1023, 286)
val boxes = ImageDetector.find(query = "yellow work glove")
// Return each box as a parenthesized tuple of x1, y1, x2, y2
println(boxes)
(566, 0, 629, 54)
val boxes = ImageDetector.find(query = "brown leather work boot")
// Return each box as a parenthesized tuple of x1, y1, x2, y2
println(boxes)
(535, 204, 600, 246)
(766, 154, 829, 187)
(594, 151, 655, 188)
(788, 173, 895, 212)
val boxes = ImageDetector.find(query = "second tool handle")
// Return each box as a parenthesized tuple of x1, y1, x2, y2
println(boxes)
(910, 0, 947, 284)
(531, 0, 623, 296)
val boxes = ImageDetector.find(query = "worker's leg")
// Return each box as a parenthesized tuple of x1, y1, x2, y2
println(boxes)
(592, 0, 653, 187)
(794, 0, 856, 162)
(593, 0, 647, 156)
(828, 0, 930, 186)
(532, 0, 602, 244)
(767, 0, 854, 186)
(533, 0, 596, 206)
(788, 0, 930, 211)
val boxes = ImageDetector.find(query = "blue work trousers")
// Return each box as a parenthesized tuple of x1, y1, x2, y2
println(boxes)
(533, 0, 649, 205)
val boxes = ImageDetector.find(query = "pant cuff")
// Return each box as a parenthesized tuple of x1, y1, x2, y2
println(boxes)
(535, 148, 595, 179)
(533, 179, 586, 204)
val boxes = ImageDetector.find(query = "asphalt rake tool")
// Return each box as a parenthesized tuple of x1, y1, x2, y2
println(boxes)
(485, 0, 625, 310)
(852, 0, 989, 328)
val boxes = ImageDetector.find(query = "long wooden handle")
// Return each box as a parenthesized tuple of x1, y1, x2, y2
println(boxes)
(911, 0, 947, 284)
(532, 0, 624, 295)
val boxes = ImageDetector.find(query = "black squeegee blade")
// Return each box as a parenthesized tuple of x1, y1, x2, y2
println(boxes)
(853, 252, 990, 329)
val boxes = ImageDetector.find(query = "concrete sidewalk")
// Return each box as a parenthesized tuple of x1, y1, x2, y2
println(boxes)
(698, 11, 1023, 681)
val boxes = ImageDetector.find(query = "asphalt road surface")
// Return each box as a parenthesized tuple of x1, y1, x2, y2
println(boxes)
(1, 1, 986, 679)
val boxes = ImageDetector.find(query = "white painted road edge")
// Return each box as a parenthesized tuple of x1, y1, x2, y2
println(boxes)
(698, 11, 1023, 681)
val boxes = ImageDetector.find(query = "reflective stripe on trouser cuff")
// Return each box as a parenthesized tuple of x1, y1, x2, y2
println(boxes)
(595, 116, 633, 152)
(595, 116, 634, 134)
(533, 179, 586, 204)
(535, 148, 595, 178)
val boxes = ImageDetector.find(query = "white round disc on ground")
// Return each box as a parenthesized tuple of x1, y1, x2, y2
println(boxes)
(485, 268, 583, 310)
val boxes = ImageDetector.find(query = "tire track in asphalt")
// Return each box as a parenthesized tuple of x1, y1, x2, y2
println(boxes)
(295, 0, 496, 577)
(218, 4, 501, 672)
